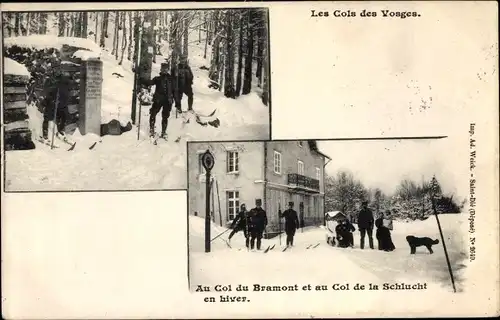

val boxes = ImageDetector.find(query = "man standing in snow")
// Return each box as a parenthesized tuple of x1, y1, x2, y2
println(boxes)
(173, 55, 194, 113)
(280, 201, 300, 248)
(357, 200, 375, 249)
(249, 199, 268, 250)
(228, 204, 250, 247)
(141, 62, 174, 139)
(41, 67, 70, 140)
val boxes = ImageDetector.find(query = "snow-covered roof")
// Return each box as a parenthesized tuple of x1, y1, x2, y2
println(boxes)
(4, 58, 30, 77)
(4, 35, 101, 53)
(325, 211, 346, 220)
(72, 49, 101, 61)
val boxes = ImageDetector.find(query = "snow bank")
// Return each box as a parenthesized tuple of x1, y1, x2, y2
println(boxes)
(3, 58, 31, 77)
(72, 49, 101, 61)
(4, 35, 101, 53)
(189, 215, 229, 253)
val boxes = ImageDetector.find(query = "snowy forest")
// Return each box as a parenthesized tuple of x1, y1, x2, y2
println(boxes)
(2, 9, 270, 104)
(325, 171, 466, 222)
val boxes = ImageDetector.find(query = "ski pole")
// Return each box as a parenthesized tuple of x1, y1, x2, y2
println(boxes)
(210, 228, 231, 242)
(278, 202, 282, 246)
(50, 88, 60, 149)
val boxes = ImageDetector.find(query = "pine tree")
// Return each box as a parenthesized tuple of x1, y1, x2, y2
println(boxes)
(242, 10, 254, 95)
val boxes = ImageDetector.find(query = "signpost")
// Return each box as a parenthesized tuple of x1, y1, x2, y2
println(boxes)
(202, 150, 215, 253)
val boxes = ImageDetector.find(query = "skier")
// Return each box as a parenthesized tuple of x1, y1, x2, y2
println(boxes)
(249, 199, 268, 250)
(358, 200, 375, 249)
(335, 218, 356, 248)
(173, 55, 194, 113)
(280, 201, 300, 248)
(41, 67, 70, 141)
(141, 62, 175, 140)
(228, 204, 250, 246)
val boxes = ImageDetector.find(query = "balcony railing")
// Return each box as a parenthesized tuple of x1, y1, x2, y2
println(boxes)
(287, 173, 320, 192)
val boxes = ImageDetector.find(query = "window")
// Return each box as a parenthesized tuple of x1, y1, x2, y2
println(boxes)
(298, 160, 304, 175)
(273, 151, 282, 174)
(316, 167, 321, 181)
(227, 151, 239, 173)
(227, 191, 240, 221)
(198, 153, 206, 174)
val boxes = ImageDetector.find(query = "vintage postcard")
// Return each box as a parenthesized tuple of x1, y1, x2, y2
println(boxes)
(2, 6, 270, 192)
(1, 1, 499, 319)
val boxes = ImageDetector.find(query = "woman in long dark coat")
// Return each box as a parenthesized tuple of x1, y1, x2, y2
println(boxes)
(375, 210, 396, 252)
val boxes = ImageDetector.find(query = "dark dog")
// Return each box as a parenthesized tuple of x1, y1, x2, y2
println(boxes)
(406, 235, 439, 254)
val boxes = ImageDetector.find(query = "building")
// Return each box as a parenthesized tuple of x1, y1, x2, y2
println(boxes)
(188, 140, 331, 236)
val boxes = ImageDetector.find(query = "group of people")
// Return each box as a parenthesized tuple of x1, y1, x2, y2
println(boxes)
(228, 200, 302, 250)
(39, 55, 194, 142)
(328, 201, 396, 252)
(140, 55, 194, 140)
(228, 199, 268, 250)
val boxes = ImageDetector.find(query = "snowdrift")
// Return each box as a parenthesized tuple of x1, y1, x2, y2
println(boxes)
(189, 215, 230, 253)
(4, 35, 101, 53)
(4, 58, 31, 77)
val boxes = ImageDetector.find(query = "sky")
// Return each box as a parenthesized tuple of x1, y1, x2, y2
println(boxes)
(318, 135, 469, 200)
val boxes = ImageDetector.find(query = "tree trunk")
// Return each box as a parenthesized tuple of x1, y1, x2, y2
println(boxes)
(14, 13, 20, 36)
(94, 12, 99, 43)
(127, 12, 133, 61)
(157, 12, 163, 56)
(152, 12, 157, 63)
(256, 10, 264, 87)
(242, 10, 254, 95)
(133, 11, 141, 69)
(115, 11, 120, 60)
(100, 12, 106, 47)
(139, 11, 155, 81)
(104, 11, 109, 38)
(111, 12, 118, 57)
(224, 11, 235, 98)
(82, 12, 88, 38)
(235, 11, 244, 96)
(58, 12, 65, 36)
(170, 12, 182, 68)
(182, 14, 189, 57)
(70, 13, 75, 37)
(119, 12, 127, 65)
(203, 12, 208, 59)
(208, 12, 220, 85)
(26, 12, 31, 36)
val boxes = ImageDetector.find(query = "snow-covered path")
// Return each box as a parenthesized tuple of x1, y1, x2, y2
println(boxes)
(189, 214, 467, 292)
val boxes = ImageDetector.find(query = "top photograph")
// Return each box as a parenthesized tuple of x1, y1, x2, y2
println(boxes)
(2, 8, 271, 192)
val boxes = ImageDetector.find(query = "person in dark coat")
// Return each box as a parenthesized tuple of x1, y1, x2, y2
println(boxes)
(335, 218, 356, 248)
(248, 199, 268, 250)
(141, 63, 175, 139)
(375, 210, 396, 252)
(358, 200, 375, 249)
(172, 55, 194, 112)
(280, 201, 300, 248)
(228, 204, 250, 246)
(41, 68, 71, 140)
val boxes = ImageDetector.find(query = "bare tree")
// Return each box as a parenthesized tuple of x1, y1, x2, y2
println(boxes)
(235, 11, 244, 96)
(94, 12, 99, 42)
(14, 13, 20, 36)
(182, 12, 189, 57)
(82, 12, 88, 38)
(127, 12, 133, 61)
(111, 11, 119, 57)
(242, 10, 254, 95)
(119, 12, 127, 65)
(261, 9, 270, 106)
(224, 10, 236, 98)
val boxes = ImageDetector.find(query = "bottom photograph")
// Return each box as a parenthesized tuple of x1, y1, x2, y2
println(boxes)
(187, 138, 468, 293)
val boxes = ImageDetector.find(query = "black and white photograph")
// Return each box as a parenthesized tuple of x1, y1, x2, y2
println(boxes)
(187, 138, 468, 293)
(2, 8, 270, 191)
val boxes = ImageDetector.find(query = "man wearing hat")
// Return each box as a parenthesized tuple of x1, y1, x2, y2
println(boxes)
(357, 200, 375, 249)
(172, 55, 194, 112)
(280, 201, 300, 248)
(141, 62, 174, 139)
(248, 199, 268, 250)
(228, 203, 251, 247)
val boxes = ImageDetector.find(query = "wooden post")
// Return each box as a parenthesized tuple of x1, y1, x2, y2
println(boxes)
(432, 196, 457, 293)
(79, 59, 102, 135)
(201, 150, 215, 253)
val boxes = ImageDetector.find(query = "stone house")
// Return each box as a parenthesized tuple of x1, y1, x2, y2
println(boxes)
(188, 140, 331, 236)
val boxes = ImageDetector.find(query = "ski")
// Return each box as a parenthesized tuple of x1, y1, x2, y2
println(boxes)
(312, 243, 320, 249)
(67, 142, 77, 151)
(37, 136, 60, 149)
(263, 245, 271, 253)
(269, 244, 276, 251)
(282, 247, 288, 252)
(89, 142, 97, 150)
(306, 244, 313, 249)
(223, 239, 232, 249)
(192, 108, 217, 118)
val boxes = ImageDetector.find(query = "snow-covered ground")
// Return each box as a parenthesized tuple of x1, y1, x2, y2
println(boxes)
(189, 213, 467, 293)
(4, 32, 269, 191)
